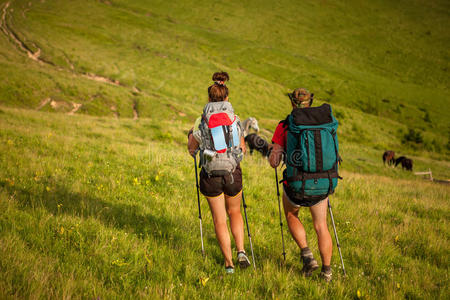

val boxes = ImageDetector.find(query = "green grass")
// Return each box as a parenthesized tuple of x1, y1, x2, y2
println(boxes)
(0, 0, 449, 298)
(0, 107, 449, 299)
(1, 0, 448, 156)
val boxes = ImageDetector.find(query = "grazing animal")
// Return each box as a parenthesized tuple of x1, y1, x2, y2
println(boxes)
(401, 158, 413, 171)
(242, 117, 260, 137)
(382, 150, 395, 166)
(395, 156, 413, 171)
(245, 133, 269, 157)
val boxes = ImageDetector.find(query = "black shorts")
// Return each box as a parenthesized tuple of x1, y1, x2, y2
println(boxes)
(200, 165, 243, 197)
(283, 183, 329, 207)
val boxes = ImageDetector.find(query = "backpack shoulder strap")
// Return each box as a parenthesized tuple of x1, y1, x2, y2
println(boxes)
(280, 114, 290, 129)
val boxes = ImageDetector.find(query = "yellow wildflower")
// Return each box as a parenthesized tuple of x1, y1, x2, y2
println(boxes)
(199, 277, 209, 286)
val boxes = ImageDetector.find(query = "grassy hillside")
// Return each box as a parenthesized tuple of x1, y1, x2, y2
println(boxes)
(1, 0, 449, 156)
(0, 0, 449, 298)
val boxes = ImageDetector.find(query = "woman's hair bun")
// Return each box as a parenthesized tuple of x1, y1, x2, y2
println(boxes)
(212, 71, 229, 83)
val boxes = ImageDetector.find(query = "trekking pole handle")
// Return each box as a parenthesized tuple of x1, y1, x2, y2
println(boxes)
(191, 148, 200, 158)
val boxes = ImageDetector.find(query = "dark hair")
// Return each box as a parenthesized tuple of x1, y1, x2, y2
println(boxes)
(208, 83, 229, 102)
(212, 71, 229, 84)
(208, 71, 229, 102)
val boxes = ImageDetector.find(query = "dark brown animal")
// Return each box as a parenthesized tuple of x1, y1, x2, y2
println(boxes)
(395, 156, 413, 171)
(382, 150, 395, 166)
(245, 133, 269, 157)
(401, 158, 413, 171)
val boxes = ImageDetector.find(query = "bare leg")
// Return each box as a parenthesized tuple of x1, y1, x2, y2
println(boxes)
(282, 192, 308, 249)
(310, 198, 332, 266)
(206, 194, 233, 267)
(225, 191, 245, 252)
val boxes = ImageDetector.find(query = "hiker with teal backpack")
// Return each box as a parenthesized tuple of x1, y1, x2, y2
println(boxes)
(187, 72, 253, 274)
(269, 88, 344, 281)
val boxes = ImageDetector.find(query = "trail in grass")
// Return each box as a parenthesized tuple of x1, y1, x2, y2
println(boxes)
(0, 1, 140, 118)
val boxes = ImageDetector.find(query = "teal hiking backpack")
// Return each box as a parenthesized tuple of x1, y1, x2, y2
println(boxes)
(284, 104, 341, 204)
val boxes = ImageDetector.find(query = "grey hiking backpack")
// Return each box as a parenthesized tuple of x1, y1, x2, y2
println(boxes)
(199, 101, 243, 177)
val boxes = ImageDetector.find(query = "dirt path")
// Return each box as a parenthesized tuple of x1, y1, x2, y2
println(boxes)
(1, 2, 41, 62)
(1, 1, 140, 118)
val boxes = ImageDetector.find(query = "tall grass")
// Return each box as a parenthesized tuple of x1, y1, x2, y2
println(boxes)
(0, 107, 448, 299)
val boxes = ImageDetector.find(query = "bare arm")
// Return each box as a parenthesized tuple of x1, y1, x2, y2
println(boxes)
(240, 136, 246, 154)
(187, 128, 199, 156)
(269, 143, 283, 168)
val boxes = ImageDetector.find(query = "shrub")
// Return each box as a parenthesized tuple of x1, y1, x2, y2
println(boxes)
(403, 128, 423, 144)
(424, 111, 431, 123)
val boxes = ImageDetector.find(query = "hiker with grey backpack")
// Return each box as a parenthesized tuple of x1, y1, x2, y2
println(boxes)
(187, 72, 254, 274)
(269, 88, 345, 281)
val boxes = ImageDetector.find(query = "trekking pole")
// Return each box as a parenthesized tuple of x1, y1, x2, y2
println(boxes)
(193, 153, 205, 257)
(241, 191, 256, 270)
(275, 168, 286, 261)
(328, 198, 346, 276)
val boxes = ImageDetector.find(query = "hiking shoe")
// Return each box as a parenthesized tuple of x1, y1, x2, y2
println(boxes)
(320, 270, 332, 282)
(237, 251, 251, 269)
(301, 256, 319, 277)
(225, 266, 235, 274)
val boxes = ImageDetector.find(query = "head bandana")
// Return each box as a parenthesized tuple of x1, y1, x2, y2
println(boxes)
(288, 88, 312, 108)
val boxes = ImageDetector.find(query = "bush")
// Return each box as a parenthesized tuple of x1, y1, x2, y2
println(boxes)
(424, 111, 431, 123)
(403, 128, 423, 144)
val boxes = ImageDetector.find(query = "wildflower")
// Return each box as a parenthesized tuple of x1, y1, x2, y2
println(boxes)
(396, 283, 400, 289)
(394, 235, 399, 242)
(155, 175, 159, 181)
(133, 178, 140, 185)
(357, 290, 361, 298)
(199, 277, 209, 286)
(7, 139, 13, 145)
(112, 259, 128, 267)
(46, 186, 51, 192)
(58, 226, 64, 235)
(57, 203, 63, 209)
